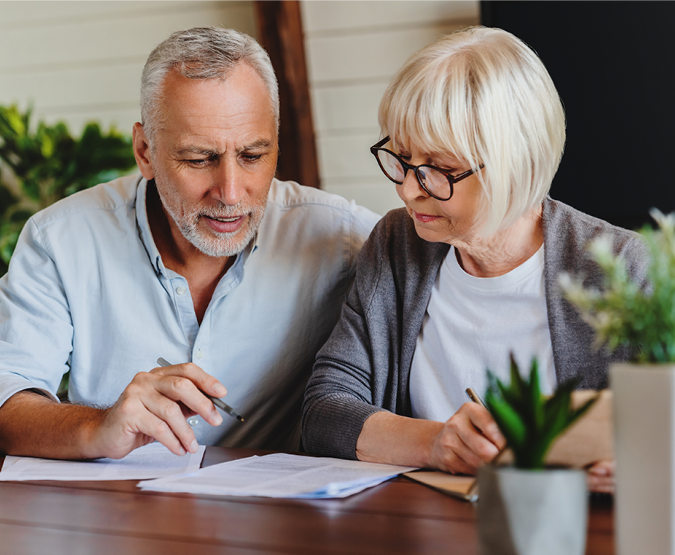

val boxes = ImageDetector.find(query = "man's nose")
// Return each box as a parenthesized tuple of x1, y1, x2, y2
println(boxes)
(211, 156, 245, 206)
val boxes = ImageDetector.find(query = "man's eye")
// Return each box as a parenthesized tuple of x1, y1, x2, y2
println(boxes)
(184, 159, 210, 166)
(242, 154, 262, 163)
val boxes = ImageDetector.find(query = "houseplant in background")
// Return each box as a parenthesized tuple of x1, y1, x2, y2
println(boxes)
(0, 103, 137, 276)
(0, 103, 137, 396)
(477, 356, 596, 555)
(561, 210, 675, 555)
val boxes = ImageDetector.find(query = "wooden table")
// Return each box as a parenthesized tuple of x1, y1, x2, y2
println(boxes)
(0, 447, 614, 555)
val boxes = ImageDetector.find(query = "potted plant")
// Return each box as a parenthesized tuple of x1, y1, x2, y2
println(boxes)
(560, 209, 675, 555)
(0, 103, 137, 276)
(477, 356, 596, 555)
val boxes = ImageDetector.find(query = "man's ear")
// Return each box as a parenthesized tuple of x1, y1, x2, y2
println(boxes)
(133, 122, 155, 180)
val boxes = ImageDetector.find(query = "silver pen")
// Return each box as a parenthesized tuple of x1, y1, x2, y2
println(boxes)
(157, 357, 244, 422)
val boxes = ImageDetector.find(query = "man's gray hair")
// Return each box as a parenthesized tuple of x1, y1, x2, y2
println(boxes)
(141, 27, 279, 144)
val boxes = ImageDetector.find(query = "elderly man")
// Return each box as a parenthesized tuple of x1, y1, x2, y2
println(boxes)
(0, 28, 378, 459)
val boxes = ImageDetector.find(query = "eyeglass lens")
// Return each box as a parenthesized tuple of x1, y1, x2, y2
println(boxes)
(376, 150, 451, 199)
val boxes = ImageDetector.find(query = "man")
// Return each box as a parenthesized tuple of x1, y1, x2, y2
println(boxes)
(0, 28, 378, 459)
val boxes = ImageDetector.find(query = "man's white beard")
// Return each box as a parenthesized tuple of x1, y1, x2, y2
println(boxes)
(161, 194, 266, 258)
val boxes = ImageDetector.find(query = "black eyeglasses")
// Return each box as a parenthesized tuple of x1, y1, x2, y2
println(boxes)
(370, 136, 484, 201)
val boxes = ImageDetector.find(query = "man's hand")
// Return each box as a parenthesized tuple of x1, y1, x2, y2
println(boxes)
(586, 459, 615, 494)
(87, 362, 226, 459)
(428, 402, 506, 474)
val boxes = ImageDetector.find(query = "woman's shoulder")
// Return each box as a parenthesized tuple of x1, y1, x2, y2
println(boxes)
(543, 197, 649, 280)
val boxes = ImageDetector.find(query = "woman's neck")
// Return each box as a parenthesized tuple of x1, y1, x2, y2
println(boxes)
(453, 207, 544, 278)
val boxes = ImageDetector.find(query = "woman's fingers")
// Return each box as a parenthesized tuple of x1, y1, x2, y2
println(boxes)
(431, 403, 505, 474)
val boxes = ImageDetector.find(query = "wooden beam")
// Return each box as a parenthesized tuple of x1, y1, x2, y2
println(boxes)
(254, 1, 320, 189)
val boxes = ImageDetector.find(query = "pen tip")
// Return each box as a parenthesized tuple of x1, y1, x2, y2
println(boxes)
(238, 416, 245, 422)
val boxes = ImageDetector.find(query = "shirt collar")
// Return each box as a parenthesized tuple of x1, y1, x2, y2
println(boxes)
(134, 177, 164, 276)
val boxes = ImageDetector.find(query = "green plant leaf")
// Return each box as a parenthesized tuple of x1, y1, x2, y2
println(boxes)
(485, 358, 598, 470)
(0, 103, 136, 274)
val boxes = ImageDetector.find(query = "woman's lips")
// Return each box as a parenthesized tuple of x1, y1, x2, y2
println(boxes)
(203, 215, 245, 233)
(413, 211, 440, 223)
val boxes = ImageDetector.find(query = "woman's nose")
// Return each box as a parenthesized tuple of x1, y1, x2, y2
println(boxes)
(397, 168, 428, 203)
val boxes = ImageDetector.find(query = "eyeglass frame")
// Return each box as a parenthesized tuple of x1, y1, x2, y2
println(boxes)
(370, 136, 484, 201)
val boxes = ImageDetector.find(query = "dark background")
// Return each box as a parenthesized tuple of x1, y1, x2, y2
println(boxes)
(481, 1, 675, 230)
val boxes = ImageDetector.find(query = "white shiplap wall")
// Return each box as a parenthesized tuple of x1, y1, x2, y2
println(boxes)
(301, 1, 480, 216)
(0, 1, 257, 138)
(0, 1, 481, 217)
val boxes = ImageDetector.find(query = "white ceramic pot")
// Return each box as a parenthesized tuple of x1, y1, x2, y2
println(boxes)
(612, 362, 675, 555)
(477, 465, 587, 555)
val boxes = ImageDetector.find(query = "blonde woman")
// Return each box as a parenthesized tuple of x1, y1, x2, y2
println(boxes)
(302, 27, 649, 492)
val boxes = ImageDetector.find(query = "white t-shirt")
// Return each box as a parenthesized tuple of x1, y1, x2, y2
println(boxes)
(409, 245, 556, 422)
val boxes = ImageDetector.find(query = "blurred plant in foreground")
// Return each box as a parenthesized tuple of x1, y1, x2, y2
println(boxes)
(560, 209, 675, 363)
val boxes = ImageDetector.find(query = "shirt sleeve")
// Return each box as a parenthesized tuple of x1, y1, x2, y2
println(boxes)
(0, 218, 73, 407)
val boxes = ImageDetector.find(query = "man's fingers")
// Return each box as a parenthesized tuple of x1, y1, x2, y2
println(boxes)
(152, 362, 227, 398)
(141, 393, 199, 454)
(153, 375, 223, 427)
(129, 409, 188, 456)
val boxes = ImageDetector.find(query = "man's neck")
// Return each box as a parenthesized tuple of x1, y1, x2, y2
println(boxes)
(146, 181, 233, 323)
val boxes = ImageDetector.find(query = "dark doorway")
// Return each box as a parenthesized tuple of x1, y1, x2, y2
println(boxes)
(482, 1, 675, 230)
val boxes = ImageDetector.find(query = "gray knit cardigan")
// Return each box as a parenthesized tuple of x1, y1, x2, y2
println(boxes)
(302, 198, 650, 459)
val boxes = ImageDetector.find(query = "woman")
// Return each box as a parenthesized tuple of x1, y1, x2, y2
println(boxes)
(302, 27, 649, 492)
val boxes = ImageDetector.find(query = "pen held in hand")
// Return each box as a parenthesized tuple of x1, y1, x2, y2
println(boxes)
(465, 387, 487, 410)
(157, 357, 244, 422)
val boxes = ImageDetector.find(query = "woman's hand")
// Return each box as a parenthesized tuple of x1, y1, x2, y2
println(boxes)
(355, 405, 504, 473)
(428, 402, 506, 474)
(586, 459, 615, 494)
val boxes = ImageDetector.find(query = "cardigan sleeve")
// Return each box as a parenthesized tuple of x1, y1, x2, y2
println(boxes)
(301, 220, 388, 460)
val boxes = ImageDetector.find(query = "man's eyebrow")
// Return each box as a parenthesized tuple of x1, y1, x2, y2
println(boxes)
(238, 139, 272, 152)
(174, 146, 219, 157)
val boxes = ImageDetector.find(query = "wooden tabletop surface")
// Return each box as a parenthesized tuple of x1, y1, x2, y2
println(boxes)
(0, 447, 614, 555)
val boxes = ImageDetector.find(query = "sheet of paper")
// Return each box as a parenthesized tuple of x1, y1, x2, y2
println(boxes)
(139, 453, 417, 498)
(0, 442, 205, 481)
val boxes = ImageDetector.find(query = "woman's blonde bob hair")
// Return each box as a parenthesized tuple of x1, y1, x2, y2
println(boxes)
(379, 26, 566, 236)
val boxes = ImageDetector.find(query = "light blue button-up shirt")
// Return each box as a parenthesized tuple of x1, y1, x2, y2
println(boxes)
(0, 175, 379, 451)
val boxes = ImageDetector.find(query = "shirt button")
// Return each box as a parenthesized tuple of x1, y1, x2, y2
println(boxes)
(176, 286, 186, 296)
(187, 417, 199, 427)
(195, 350, 204, 360)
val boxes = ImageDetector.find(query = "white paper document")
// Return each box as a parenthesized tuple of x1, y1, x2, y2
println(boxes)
(0, 442, 205, 481)
(138, 453, 417, 498)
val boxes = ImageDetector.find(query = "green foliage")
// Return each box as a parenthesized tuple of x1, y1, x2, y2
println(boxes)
(485, 355, 597, 470)
(560, 210, 675, 363)
(0, 104, 137, 275)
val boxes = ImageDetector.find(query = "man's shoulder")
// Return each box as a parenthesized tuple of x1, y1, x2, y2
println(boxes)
(31, 174, 141, 228)
(267, 179, 379, 221)
(263, 179, 380, 244)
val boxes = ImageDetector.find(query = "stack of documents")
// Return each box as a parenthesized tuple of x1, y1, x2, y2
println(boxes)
(139, 453, 417, 499)
(0, 443, 205, 481)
